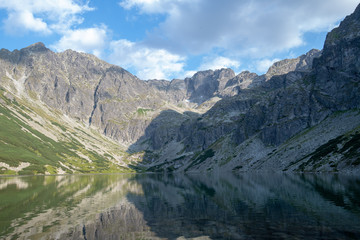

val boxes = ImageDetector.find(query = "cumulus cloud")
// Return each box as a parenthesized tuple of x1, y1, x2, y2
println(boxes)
(4, 10, 50, 35)
(120, 0, 359, 57)
(0, 0, 92, 35)
(109, 39, 185, 80)
(199, 56, 240, 71)
(51, 27, 108, 57)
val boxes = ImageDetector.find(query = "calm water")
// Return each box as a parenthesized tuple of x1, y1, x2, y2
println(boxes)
(0, 173, 360, 240)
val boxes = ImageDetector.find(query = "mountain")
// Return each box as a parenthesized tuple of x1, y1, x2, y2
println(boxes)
(0, 42, 239, 174)
(0, 5, 359, 175)
(130, 5, 360, 173)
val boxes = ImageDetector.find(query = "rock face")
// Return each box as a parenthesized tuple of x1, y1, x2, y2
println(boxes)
(224, 71, 263, 94)
(184, 68, 235, 103)
(312, 4, 360, 111)
(0, 4, 360, 174)
(146, 68, 236, 103)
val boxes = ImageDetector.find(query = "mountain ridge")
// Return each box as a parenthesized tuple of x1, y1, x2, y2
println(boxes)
(128, 4, 360, 172)
(0, 4, 359, 174)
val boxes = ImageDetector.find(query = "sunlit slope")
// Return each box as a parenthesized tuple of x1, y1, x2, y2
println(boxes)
(0, 88, 140, 175)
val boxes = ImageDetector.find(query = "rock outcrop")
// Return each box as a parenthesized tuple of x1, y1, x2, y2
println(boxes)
(265, 49, 321, 79)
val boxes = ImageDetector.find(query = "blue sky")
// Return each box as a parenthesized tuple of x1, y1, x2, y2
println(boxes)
(0, 0, 358, 80)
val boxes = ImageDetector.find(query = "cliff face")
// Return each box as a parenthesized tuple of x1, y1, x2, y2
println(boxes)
(312, 4, 360, 111)
(0, 5, 359, 174)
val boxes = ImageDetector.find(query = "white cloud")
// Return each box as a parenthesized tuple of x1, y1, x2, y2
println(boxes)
(120, 0, 359, 57)
(119, 0, 161, 12)
(199, 56, 240, 71)
(109, 39, 185, 80)
(119, 0, 194, 14)
(256, 58, 281, 73)
(0, 0, 92, 35)
(4, 10, 50, 35)
(51, 27, 108, 57)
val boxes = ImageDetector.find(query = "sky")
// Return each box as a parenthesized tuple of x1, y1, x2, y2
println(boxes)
(0, 0, 358, 80)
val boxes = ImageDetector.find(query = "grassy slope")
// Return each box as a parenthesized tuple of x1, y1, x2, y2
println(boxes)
(0, 88, 138, 175)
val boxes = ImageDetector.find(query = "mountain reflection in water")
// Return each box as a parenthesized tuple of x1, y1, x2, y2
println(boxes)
(0, 173, 359, 239)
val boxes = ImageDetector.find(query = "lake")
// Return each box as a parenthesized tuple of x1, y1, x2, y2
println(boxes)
(0, 173, 360, 239)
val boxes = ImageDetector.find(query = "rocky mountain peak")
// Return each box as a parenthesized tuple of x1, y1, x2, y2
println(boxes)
(265, 48, 321, 80)
(21, 42, 49, 53)
(224, 71, 261, 90)
(314, 3, 360, 74)
(324, 4, 360, 47)
(189, 68, 235, 82)
(185, 68, 235, 103)
(221, 49, 321, 97)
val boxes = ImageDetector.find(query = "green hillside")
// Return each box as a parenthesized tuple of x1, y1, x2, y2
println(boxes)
(0, 88, 138, 175)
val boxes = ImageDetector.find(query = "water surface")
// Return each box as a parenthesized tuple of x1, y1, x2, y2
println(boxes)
(0, 173, 360, 239)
